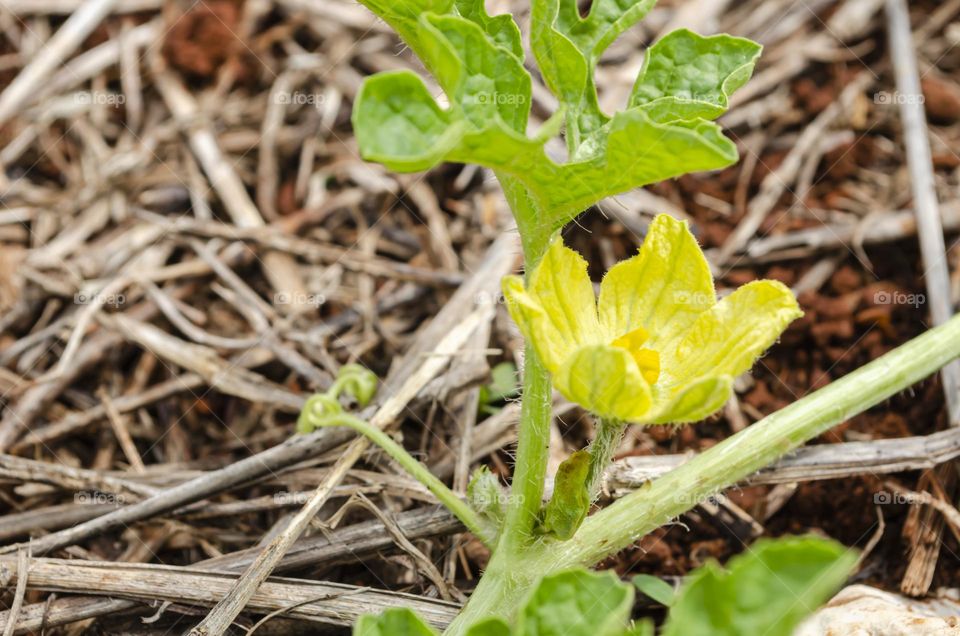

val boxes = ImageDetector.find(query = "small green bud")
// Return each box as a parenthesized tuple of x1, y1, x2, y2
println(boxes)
(467, 466, 506, 526)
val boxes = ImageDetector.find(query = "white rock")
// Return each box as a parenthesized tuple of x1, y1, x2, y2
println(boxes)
(795, 585, 960, 635)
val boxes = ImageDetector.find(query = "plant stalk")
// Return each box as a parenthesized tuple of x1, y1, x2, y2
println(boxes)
(586, 419, 625, 499)
(306, 412, 494, 545)
(496, 174, 555, 550)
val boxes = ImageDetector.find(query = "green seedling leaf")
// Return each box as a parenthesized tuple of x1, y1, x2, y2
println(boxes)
(354, 607, 438, 636)
(467, 465, 507, 526)
(630, 29, 762, 123)
(631, 574, 676, 606)
(356, 88, 739, 225)
(530, 0, 601, 146)
(465, 618, 513, 636)
(541, 450, 590, 539)
(517, 568, 634, 636)
(663, 536, 857, 636)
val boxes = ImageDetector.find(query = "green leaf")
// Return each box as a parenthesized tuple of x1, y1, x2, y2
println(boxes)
(663, 536, 857, 636)
(465, 618, 513, 636)
(419, 14, 531, 133)
(455, 0, 523, 58)
(530, 0, 601, 147)
(352, 70, 462, 172)
(356, 0, 454, 62)
(354, 607, 438, 636)
(480, 362, 520, 413)
(353, 0, 760, 234)
(487, 362, 519, 402)
(532, 0, 658, 148)
(631, 574, 676, 606)
(517, 568, 634, 636)
(541, 450, 591, 540)
(625, 620, 655, 636)
(630, 29, 762, 123)
(557, 0, 658, 59)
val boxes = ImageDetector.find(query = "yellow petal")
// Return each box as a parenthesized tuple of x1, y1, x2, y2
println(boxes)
(667, 279, 802, 383)
(649, 375, 732, 425)
(555, 345, 653, 422)
(598, 215, 715, 348)
(503, 239, 602, 374)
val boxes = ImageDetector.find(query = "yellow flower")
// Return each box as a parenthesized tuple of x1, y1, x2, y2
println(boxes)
(503, 215, 802, 424)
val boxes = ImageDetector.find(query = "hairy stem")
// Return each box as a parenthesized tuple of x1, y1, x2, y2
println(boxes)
(306, 412, 494, 545)
(586, 419, 625, 499)
(497, 173, 555, 550)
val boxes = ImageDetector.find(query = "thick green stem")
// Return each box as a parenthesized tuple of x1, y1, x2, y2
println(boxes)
(501, 348, 553, 547)
(497, 174, 555, 550)
(447, 314, 960, 632)
(443, 542, 549, 635)
(586, 419, 625, 499)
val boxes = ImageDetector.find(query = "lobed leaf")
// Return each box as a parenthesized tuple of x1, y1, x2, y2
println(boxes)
(516, 569, 634, 636)
(419, 14, 531, 133)
(353, 539, 850, 636)
(630, 29, 762, 123)
(455, 0, 523, 58)
(465, 618, 513, 636)
(625, 620, 655, 636)
(352, 0, 760, 232)
(662, 536, 857, 636)
(354, 607, 438, 636)
(558, 0, 658, 59)
(357, 0, 454, 62)
(352, 70, 462, 172)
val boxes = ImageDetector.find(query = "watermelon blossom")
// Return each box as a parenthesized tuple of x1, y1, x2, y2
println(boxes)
(502, 214, 802, 424)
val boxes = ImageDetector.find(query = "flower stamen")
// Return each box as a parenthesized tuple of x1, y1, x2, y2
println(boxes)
(611, 327, 660, 385)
